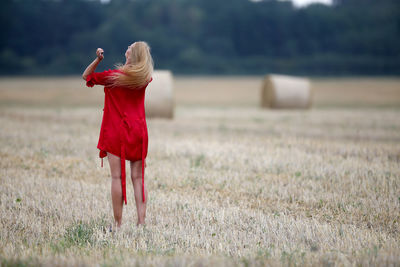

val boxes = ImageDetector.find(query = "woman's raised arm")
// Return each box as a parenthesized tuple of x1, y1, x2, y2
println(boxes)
(82, 48, 104, 80)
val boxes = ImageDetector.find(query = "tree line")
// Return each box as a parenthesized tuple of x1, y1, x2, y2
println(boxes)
(1, 0, 399, 75)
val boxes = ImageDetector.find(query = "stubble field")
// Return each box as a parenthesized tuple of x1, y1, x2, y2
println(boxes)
(0, 76, 399, 266)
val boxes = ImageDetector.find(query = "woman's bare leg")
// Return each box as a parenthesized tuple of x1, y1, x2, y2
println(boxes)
(107, 152, 123, 228)
(130, 160, 147, 225)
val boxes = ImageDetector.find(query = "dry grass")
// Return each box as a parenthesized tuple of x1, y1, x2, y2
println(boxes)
(2, 76, 399, 108)
(174, 76, 400, 108)
(0, 76, 399, 266)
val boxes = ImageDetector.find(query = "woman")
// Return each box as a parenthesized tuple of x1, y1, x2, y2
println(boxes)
(82, 41, 153, 228)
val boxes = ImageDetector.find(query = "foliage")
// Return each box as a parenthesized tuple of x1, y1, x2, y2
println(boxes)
(0, 0, 399, 75)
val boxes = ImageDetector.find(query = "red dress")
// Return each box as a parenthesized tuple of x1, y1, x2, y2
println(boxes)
(86, 69, 152, 204)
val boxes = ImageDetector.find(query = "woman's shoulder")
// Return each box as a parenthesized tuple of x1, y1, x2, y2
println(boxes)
(87, 69, 120, 87)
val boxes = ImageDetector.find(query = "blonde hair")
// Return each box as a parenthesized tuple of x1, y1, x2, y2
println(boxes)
(109, 41, 153, 89)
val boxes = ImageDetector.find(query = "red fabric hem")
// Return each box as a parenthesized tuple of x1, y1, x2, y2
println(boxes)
(99, 149, 107, 158)
(86, 73, 95, 87)
(97, 145, 146, 162)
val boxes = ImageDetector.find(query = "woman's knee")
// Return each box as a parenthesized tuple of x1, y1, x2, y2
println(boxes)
(131, 170, 142, 181)
(130, 160, 144, 181)
(111, 173, 121, 180)
(107, 153, 122, 180)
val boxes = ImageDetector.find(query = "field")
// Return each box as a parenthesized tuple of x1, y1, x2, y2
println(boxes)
(0, 76, 399, 266)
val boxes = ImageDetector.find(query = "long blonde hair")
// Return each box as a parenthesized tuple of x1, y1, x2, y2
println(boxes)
(109, 41, 153, 89)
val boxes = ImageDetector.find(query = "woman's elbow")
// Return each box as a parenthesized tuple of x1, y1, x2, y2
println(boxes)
(82, 74, 87, 81)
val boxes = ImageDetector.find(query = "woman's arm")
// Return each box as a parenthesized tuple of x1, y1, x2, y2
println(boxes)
(82, 48, 104, 80)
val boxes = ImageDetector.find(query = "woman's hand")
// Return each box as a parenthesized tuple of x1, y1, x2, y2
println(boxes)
(96, 48, 104, 60)
(82, 48, 104, 80)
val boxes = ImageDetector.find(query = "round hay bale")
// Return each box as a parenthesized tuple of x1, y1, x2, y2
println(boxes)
(145, 70, 174, 119)
(261, 74, 313, 109)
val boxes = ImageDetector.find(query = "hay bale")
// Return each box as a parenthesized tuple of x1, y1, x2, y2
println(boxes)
(145, 70, 174, 119)
(261, 74, 312, 109)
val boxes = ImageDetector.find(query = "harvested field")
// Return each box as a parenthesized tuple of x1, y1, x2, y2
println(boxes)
(0, 76, 399, 266)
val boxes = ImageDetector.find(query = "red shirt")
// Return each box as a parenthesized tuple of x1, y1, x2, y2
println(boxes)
(86, 69, 152, 204)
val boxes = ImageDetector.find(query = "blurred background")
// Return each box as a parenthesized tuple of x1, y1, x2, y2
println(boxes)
(2, 0, 400, 264)
(2, 2, 400, 266)
(1, 0, 399, 76)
